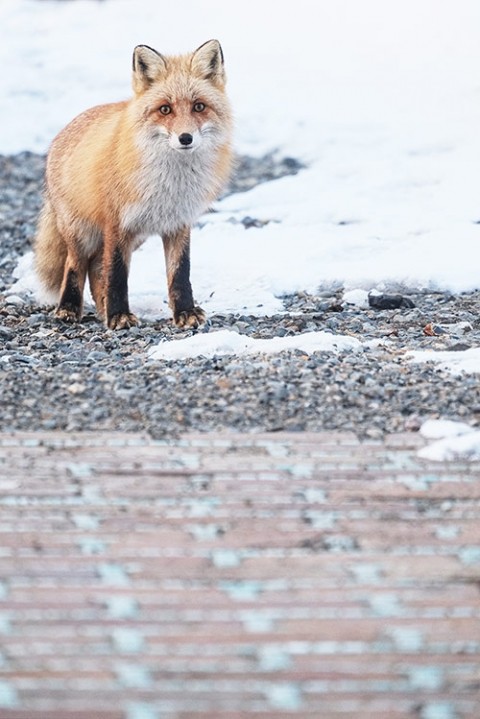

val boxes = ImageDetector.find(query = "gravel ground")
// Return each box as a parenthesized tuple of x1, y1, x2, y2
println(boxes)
(1, 151, 479, 437)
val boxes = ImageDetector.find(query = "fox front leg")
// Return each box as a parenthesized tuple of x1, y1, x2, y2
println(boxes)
(162, 228, 206, 329)
(103, 230, 139, 330)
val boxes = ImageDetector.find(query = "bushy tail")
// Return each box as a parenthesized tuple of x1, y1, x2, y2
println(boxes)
(34, 196, 67, 298)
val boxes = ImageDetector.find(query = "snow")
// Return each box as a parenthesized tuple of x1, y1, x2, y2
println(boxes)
(148, 328, 361, 361)
(2, 0, 480, 361)
(342, 289, 370, 309)
(419, 419, 474, 440)
(418, 420, 480, 462)
(408, 348, 480, 376)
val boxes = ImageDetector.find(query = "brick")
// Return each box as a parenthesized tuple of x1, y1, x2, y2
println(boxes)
(0, 430, 479, 718)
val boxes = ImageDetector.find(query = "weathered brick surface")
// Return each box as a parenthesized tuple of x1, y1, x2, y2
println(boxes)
(0, 431, 479, 718)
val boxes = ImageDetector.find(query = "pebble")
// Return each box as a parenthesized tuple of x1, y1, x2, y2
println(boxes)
(5, 295, 23, 305)
(1, 152, 480, 437)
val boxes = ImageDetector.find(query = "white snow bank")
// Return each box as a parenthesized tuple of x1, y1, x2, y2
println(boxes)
(148, 328, 361, 361)
(419, 419, 475, 440)
(408, 348, 480, 376)
(418, 420, 480, 462)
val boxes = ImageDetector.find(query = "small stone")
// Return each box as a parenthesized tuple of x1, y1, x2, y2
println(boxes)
(68, 382, 86, 395)
(369, 293, 415, 309)
(0, 326, 13, 339)
(5, 295, 23, 305)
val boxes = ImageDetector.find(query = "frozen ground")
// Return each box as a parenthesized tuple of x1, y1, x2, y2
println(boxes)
(3, 0, 480, 315)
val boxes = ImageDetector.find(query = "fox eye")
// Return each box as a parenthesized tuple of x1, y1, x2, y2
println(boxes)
(158, 105, 172, 115)
(193, 102, 206, 113)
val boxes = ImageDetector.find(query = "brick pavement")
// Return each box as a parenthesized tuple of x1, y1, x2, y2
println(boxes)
(0, 431, 479, 719)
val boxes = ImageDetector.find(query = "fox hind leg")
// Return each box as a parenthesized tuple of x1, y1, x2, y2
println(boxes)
(87, 251, 105, 319)
(56, 244, 88, 323)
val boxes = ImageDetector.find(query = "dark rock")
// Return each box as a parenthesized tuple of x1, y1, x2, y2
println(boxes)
(368, 293, 415, 310)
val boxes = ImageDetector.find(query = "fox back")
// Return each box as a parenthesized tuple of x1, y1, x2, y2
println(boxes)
(35, 40, 233, 330)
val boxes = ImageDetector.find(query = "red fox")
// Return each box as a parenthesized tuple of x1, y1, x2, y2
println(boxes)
(35, 40, 233, 330)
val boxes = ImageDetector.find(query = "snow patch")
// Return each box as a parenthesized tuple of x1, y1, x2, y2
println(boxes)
(418, 419, 480, 462)
(409, 348, 480, 376)
(148, 328, 362, 361)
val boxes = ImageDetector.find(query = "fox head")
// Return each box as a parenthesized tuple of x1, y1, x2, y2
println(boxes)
(131, 39, 232, 153)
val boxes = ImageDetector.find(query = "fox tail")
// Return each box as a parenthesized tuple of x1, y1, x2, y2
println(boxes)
(34, 196, 67, 299)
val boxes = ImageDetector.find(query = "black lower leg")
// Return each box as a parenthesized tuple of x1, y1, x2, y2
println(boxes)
(106, 246, 130, 319)
(57, 268, 83, 319)
(170, 245, 194, 316)
(163, 231, 204, 328)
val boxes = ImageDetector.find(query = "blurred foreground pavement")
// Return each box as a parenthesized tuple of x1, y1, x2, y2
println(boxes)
(0, 431, 479, 719)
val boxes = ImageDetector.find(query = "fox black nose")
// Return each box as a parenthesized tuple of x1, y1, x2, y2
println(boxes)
(178, 133, 193, 146)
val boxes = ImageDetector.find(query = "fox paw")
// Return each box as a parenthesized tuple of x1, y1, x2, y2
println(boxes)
(107, 312, 139, 330)
(174, 306, 206, 329)
(55, 306, 81, 323)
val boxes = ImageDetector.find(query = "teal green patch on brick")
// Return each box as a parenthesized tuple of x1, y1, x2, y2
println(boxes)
(242, 611, 275, 633)
(280, 463, 313, 478)
(0, 614, 11, 635)
(78, 538, 106, 555)
(266, 682, 303, 710)
(66, 462, 93, 478)
(115, 662, 152, 689)
(211, 549, 241, 568)
(304, 510, 337, 529)
(72, 513, 100, 530)
(421, 702, 458, 719)
(388, 627, 424, 651)
(98, 562, 130, 586)
(263, 441, 289, 458)
(188, 523, 222, 540)
(369, 593, 404, 617)
(220, 580, 262, 601)
(300, 487, 327, 503)
(399, 474, 428, 491)
(81, 484, 103, 502)
(21, 438, 41, 447)
(420, 474, 442, 483)
(0, 681, 19, 709)
(458, 546, 480, 565)
(187, 497, 220, 518)
(258, 647, 292, 671)
(105, 596, 139, 620)
(350, 564, 383, 583)
(435, 526, 459, 540)
(126, 703, 160, 719)
(409, 666, 444, 690)
(422, 474, 464, 484)
(112, 627, 145, 654)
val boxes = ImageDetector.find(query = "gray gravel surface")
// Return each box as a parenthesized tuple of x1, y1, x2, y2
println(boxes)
(1, 151, 479, 437)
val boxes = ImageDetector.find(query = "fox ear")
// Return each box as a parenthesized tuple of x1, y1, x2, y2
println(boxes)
(132, 45, 167, 93)
(191, 39, 225, 85)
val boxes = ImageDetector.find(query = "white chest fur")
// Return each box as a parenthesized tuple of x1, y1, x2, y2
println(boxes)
(121, 145, 217, 238)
